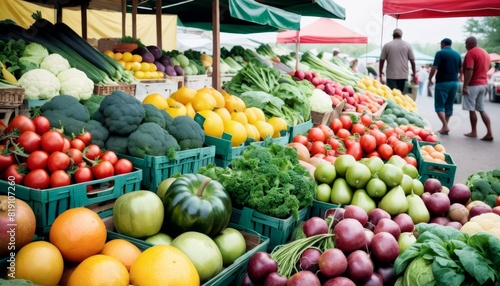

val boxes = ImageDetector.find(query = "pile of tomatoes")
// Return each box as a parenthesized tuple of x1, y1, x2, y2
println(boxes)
(293, 113, 438, 168)
(0, 115, 134, 189)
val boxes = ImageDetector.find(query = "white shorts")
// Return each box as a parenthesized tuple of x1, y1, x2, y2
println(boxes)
(462, 85, 487, 112)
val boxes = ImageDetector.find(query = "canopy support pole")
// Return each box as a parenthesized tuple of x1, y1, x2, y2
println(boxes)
(212, 0, 221, 90)
(132, 0, 138, 39)
(121, 0, 127, 38)
(156, 0, 162, 49)
(295, 30, 300, 71)
(81, 0, 89, 40)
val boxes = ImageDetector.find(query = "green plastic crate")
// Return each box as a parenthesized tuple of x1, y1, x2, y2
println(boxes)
(230, 207, 308, 252)
(287, 120, 313, 143)
(0, 169, 142, 234)
(203, 134, 246, 168)
(415, 140, 456, 188)
(118, 146, 216, 192)
(307, 200, 340, 220)
(250, 131, 290, 147)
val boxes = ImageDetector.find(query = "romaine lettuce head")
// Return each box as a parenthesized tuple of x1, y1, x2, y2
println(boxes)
(403, 257, 436, 286)
(21, 42, 49, 65)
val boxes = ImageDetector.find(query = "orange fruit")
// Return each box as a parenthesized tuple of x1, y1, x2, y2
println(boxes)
(214, 107, 232, 122)
(166, 105, 187, 118)
(231, 111, 248, 125)
(244, 108, 258, 124)
(131, 54, 142, 63)
(197, 110, 224, 138)
(100, 239, 142, 271)
(113, 52, 123, 61)
(254, 120, 274, 140)
(224, 93, 245, 112)
(142, 93, 168, 110)
(247, 107, 266, 122)
(49, 207, 107, 263)
(122, 52, 133, 62)
(185, 102, 197, 119)
(8, 241, 64, 286)
(224, 120, 248, 147)
(67, 254, 129, 286)
(434, 143, 446, 153)
(198, 87, 225, 108)
(171, 86, 197, 105)
(245, 123, 260, 142)
(130, 245, 199, 286)
(192, 91, 217, 112)
(430, 151, 445, 161)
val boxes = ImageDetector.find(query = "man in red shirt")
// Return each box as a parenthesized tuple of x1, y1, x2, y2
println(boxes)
(462, 36, 494, 141)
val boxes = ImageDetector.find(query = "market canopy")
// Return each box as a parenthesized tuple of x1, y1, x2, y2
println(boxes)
(358, 48, 434, 63)
(276, 18, 367, 44)
(382, 0, 500, 19)
(491, 53, 500, 62)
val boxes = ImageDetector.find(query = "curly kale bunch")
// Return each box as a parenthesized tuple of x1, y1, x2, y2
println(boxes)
(198, 141, 316, 219)
(466, 168, 500, 207)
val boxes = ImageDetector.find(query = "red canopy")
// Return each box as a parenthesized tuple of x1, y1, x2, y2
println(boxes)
(383, 0, 500, 19)
(491, 53, 500, 62)
(276, 18, 367, 44)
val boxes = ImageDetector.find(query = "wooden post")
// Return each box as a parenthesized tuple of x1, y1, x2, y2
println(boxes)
(212, 0, 221, 90)
(81, 0, 88, 40)
(132, 0, 138, 39)
(156, 0, 162, 49)
(56, 2, 62, 23)
(121, 0, 127, 37)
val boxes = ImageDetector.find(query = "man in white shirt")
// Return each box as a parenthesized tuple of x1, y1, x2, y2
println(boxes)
(417, 66, 429, 96)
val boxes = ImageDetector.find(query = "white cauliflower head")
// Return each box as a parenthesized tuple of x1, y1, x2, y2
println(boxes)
(309, 88, 334, 113)
(57, 68, 94, 100)
(18, 69, 60, 100)
(40, 53, 71, 76)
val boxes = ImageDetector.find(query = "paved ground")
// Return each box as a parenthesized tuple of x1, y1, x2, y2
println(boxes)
(413, 88, 500, 185)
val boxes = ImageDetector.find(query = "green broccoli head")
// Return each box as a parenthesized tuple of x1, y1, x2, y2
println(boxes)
(161, 109, 173, 130)
(142, 104, 166, 129)
(84, 120, 109, 149)
(491, 182, 500, 195)
(81, 95, 105, 118)
(491, 168, 500, 179)
(105, 135, 129, 155)
(40, 95, 90, 136)
(470, 178, 492, 198)
(167, 116, 205, 150)
(99, 90, 145, 135)
(127, 122, 180, 158)
(484, 194, 499, 208)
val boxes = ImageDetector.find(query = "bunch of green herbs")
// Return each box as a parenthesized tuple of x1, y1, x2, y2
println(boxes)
(197, 141, 316, 219)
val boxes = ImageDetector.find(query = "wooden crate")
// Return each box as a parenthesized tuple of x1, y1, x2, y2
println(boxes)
(93, 84, 136, 96)
(0, 87, 24, 108)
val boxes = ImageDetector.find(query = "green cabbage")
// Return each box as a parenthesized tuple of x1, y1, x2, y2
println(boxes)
(18, 42, 49, 74)
(403, 257, 436, 286)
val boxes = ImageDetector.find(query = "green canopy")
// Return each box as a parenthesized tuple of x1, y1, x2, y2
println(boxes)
(128, 0, 345, 33)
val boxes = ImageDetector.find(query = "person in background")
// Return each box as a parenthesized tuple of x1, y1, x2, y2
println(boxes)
(462, 36, 493, 141)
(379, 28, 417, 92)
(428, 38, 462, 135)
(350, 59, 359, 72)
(333, 48, 341, 57)
(417, 65, 429, 96)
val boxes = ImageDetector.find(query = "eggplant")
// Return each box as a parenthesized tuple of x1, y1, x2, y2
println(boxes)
(165, 65, 177, 77)
(154, 61, 166, 73)
(147, 45, 162, 60)
(174, 65, 184, 76)
(160, 55, 172, 67)
(133, 46, 155, 63)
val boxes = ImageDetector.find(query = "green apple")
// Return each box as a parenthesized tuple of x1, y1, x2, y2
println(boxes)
(316, 183, 332, 202)
(398, 232, 417, 254)
(213, 227, 247, 266)
(145, 232, 173, 245)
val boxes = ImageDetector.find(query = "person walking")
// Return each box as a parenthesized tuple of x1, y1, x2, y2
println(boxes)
(379, 28, 417, 93)
(428, 38, 462, 135)
(417, 66, 429, 96)
(462, 36, 494, 141)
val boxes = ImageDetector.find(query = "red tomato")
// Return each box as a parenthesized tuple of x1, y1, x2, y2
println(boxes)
(32, 116, 50, 135)
(377, 143, 394, 160)
(24, 169, 50, 189)
(339, 115, 352, 131)
(310, 141, 326, 156)
(3, 164, 25, 184)
(351, 123, 367, 136)
(383, 127, 395, 138)
(5, 115, 35, 134)
(50, 170, 71, 188)
(62, 137, 71, 152)
(326, 137, 340, 151)
(92, 160, 114, 179)
(292, 135, 309, 146)
(101, 151, 118, 165)
(329, 118, 343, 134)
(360, 114, 373, 127)
(114, 158, 133, 175)
(360, 134, 377, 153)
(66, 148, 83, 165)
(496, 196, 500, 207)
(323, 156, 337, 164)
(425, 135, 439, 143)
(419, 129, 430, 139)
(84, 144, 102, 161)
(366, 151, 381, 158)
(343, 136, 357, 149)
(70, 138, 86, 151)
(313, 153, 326, 159)
(336, 128, 351, 140)
(386, 135, 399, 146)
(27, 150, 49, 170)
(76, 131, 92, 146)
(405, 131, 416, 138)
(369, 129, 387, 146)
(41, 131, 65, 153)
(403, 156, 418, 168)
(406, 140, 414, 152)
(47, 151, 71, 173)
(346, 141, 363, 161)
(74, 166, 93, 183)
(318, 125, 334, 140)
(374, 120, 385, 129)
(308, 127, 326, 142)
(0, 148, 15, 173)
(393, 141, 410, 157)
(17, 131, 41, 154)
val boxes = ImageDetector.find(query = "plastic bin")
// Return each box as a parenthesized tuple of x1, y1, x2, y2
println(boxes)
(118, 146, 216, 192)
(287, 120, 313, 143)
(415, 141, 456, 188)
(0, 169, 142, 234)
(230, 207, 309, 252)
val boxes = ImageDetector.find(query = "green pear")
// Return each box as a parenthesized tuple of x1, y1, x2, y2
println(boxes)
(400, 174, 414, 195)
(406, 192, 430, 224)
(378, 185, 408, 215)
(412, 179, 424, 196)
(351, 189, 376, 213)
(378, 163, 403, 187)
(387, 155, 407, 169)
(330, 178, 353, 205)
